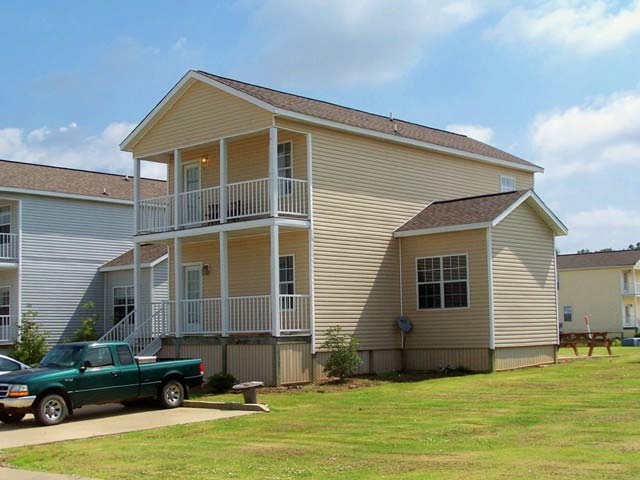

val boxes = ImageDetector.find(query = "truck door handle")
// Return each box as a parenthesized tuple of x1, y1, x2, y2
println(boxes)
(111, 371, 119, 377)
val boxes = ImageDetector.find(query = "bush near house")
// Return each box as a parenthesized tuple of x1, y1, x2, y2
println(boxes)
(206, 372, 238, 393)
(321, 325, 361, 381)
(68, 301, 99, 342)
(10, 306, 48, 366)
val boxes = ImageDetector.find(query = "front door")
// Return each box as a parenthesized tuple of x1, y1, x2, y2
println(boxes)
(183, 265, 203, 333)
(74, 346, 126, 405)
(183, 164, 202, 225)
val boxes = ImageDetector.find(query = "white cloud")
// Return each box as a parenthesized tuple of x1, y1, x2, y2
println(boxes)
(557, 207, 640, 252)
(489, 0, 640, 55)
(250, 0, 487, 86)
(446, 123, 494, 143)
(530, 90, 640, 177)
(0, 123, 166, 180)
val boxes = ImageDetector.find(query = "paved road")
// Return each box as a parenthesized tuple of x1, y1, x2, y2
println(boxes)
(0, 403, 255, 449)
(0, 467, 96, 480)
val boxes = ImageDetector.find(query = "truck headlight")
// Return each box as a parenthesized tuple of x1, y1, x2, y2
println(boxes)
(8, 384, 29, 397)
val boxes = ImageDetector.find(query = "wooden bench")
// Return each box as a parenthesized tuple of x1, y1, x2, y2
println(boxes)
(559, 332, 612, 356)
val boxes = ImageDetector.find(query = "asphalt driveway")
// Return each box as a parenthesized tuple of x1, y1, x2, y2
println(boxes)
(0, 403, 255, 449)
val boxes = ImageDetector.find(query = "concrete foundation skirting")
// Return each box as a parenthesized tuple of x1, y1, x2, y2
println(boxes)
(183, 400, 270, 412)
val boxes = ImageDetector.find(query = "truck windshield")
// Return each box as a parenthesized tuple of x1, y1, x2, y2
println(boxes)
(39, 345, 85, 368)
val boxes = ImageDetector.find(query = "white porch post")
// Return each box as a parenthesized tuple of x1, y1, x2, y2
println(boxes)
(133, 242, 141, 329)
(269, 127, 279, 217)
(173, 149, 182, 229)
(219, 138, 227, 224)
(270, 223, 280, 336)
(306, 133, 316, 352)
(133, 156, 140, 234)
(174, 237, 183, 337)
(633, 268, 639, 327)
(220, 231, 229, 336)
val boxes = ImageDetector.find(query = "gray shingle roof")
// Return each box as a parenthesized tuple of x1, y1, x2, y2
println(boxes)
(101, 244, 168, 269)
(557, 250, 640, 270)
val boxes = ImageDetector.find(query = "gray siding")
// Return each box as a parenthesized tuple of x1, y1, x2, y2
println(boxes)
(17, 194, 134, 342)
(152, 259, 169, 303)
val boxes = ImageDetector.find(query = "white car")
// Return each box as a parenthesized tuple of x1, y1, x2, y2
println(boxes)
(0, 355, 30, 375)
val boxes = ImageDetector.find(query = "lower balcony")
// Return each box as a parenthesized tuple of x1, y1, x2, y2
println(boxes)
(0, 233, 18, 264)
(0, 315, 17, 344)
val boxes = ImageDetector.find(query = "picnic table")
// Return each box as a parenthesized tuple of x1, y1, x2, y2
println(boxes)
(559, 332, 612, 356)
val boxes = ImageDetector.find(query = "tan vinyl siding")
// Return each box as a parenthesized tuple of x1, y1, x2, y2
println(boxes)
(275, 118, 534, 350)
(228, 344, 274, 385)
(169, 230, 309, 299)
(279, 342, 312, 384)
(494, 345, 555, 371)
(492, 202, 558, 347)
(132, 80, 273, 158)
(406, 348, 490, 372)
(401, 228, 490, 348)
(558, 267, 626, 336)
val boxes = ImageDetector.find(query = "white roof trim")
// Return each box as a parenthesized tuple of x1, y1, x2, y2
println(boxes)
(0, 187, 132, 205)
(393, 222, 490, 238)
(492, 190, 568, 235)
(121, 70, 543, 174)
(99, 254, 168, 272)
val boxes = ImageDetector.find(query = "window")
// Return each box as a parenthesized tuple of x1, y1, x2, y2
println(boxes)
(563, 306, 573, 322)
(280, 255, 295, 310)
(113, 286, 134, 324)
(116, 345, 135, 366)
(417, 255, 469, 310)
(0, 206, 10, 235)
(500, 175, 516, 192)
(278, 142, 293, 178)
(84, 347, 114, 368)
(0, 287, 9, 317)
(0, 358, 20, 372)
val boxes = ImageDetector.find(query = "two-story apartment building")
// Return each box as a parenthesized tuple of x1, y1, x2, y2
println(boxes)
(0, 160, 165, 353)
(111, 70, 567, 384)
(557, 250, 640, 338)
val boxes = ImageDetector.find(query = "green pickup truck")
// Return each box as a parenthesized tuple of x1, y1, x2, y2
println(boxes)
(0, 341, 204, 426)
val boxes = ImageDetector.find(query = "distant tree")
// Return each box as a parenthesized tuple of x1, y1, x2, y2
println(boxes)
(598, 248, 613, 252)
(628, 242, 640, 250)
(577, 249, 591, 254)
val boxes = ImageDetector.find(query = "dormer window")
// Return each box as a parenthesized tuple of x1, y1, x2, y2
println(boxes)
(500, 175, 516, 192)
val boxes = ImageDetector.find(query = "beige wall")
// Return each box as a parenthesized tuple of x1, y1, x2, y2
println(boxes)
(131, 79, 272, 158)
(494, 345, 555, 371)
(492, 202, 558, 347)
(400, 228, 490, 349)
(558, 267, 627, 336)
(275, 118, 535, 351)
(168, 229, 309, 299)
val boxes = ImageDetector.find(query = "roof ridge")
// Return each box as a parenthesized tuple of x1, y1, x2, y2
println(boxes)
(431, 189, 528, 205)
(199, 71, 472, 139)
(0, 158, 166, 183)
(558, 249, 640, 257)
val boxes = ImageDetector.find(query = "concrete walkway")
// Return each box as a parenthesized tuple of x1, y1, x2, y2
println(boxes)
(0, 467, 96, 479)
(0, 403, 255, 449)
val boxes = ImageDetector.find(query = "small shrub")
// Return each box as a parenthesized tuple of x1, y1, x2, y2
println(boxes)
(321, 325, 361, 381)
(438, 365, 471, 376)
(69, 301, 99, 342)
(611, 338, 621, 347)
(11, 306, 48, 366)
(376, 370, 401, 382)
(207, 372, 237, 393)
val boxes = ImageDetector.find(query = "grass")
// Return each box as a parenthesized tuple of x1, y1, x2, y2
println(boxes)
(2, 347, 640, 479)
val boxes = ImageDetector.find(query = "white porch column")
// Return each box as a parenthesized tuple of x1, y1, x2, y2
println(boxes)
(220, 231, 229, 336)
(270, 223, 280, 336)
(173, 149, 182, 229)
(306, 133, 316, 352)
(634, 268, 639, 327)
(133, 242, 141, 329)
(219, 138, 228, 224)
(174, 237, 183, 337)
(269, 127, 279, 217)
(133, 156, 140, 234)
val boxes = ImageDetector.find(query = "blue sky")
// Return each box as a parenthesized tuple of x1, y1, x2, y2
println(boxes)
(0, 1, 639, 253)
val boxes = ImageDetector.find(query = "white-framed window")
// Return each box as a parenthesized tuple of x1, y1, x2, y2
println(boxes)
(0, 286, 9, 317)
(0, 205, 10, 235)
(278, 142, 293, 179)
(417, 254, 469, 310)
(183, 163, 201, 192)
(500, 175, 516, 192)
(563, 306, 573, 322)
(113, 286, 134, 324)
(279, 255, 295, 310)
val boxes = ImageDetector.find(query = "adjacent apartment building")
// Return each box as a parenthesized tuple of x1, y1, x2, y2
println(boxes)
(557, 250, 640, 338)
(0, 160, 165, 352)
(108, 70, 567, 384)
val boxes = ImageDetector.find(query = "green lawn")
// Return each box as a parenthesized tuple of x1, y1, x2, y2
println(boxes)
(3, 348, 640, 479)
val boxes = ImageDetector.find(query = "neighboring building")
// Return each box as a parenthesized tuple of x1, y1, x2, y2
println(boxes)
(108, 70, 566, 384)
(557, 250, 640, 338)
(0, 159, 166, 353)
(99, 244, 168, 333)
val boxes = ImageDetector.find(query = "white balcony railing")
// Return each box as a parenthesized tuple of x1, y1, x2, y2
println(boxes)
(0, 315, 16, 343)
(136, 177, 309, 235)
(227, 178, 271, 220)
(622, 283, 640, 295)
(279, 294, 311, 333)
(138, 195, 174, 234)
(229, 295, 272, 333)
(0, 233, 18, 261)
(179, 298, 221, 334)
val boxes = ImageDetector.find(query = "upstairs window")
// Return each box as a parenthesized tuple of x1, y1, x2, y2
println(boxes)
(0, 205, 10, 235)
(0, 287, 9, 317)
(500, 175, 516, 192)
(278, 142, 293, 179)
(279, 255, 295, 310)
(563, 306, 573, 322)
(113, 286, 134, 324)
(417, 255, 469, 310)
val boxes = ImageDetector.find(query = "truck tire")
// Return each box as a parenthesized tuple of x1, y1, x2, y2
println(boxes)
(34, 393, 68, 426)
(0, 412, 26, 424)
(160, 380, 184, 409)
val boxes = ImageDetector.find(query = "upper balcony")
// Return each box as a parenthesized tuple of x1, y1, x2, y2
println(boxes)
(134, 126, 310, 237)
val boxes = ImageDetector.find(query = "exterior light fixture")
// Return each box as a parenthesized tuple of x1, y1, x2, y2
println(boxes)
(201, 155, 208, 165)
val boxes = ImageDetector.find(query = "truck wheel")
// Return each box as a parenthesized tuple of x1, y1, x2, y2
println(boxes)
(0, 412, 26, 424)
(34, 394, 68, 426)
(160, 380, 184, 409)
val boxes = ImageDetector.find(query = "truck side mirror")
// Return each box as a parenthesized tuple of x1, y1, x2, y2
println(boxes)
(79, 360, 91, 372)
